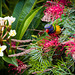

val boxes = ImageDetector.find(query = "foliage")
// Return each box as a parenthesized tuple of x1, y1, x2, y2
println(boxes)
(59, 9, 75, 42)
(0, 0, 75, 75)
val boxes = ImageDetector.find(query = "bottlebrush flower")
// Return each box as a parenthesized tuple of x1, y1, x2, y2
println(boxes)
(0, 45, 7, 56)
(8, 59, 27, 75)
(63, 38, 75, 60)
(43, 37, 60, 47)
(38, 36, 63, 53)
(41, 1, 64, 22)
(9, 30, 16, 37)
(50, 0, 71, 6)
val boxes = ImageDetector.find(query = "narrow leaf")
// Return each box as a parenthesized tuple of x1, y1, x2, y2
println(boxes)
(16, 0, 37, 31)
(18, 6, 42, 40)
(2, 56, 18, 67)
(12, 0, 25, 29)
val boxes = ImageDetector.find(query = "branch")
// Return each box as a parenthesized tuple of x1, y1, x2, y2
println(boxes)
(28, 29, 45, 32)
(32, 64, 64, 74)
(8, 48, 36, 57)
(11, 39, 32, 43)
(16, 45, 29, 47)
(32, 67, 55, 74)
(2, 31, 8, 39)
(11, 46, 27, 51)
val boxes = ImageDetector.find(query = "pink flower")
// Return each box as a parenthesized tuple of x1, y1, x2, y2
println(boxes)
(64, 38, 75, 59)
(11, 42, 16, 46)
(41, 1, 64, 22)
(42, 36, 61, 53)
(73, 34, 75, 36)
(8, 59, 27, 75)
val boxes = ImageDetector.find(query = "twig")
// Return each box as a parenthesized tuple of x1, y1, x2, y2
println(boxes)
(11, 39, 32, 43)
(32, 64, 64, 74)
(67, 62, 74, 70)
(32, 67, 55, 74)
(28, 29, 45, 32)
(8, 48, 36, 57)
(2, 31, 8, 39)
(14, 45, 29, 48)
(11, 46, 26, 51)
(17, 47, 27, 51)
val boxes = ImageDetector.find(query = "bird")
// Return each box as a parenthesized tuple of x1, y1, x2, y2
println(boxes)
(44, 24, 61, 35)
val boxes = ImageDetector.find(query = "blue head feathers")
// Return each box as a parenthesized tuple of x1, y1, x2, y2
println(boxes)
(44, 24, 55, 34)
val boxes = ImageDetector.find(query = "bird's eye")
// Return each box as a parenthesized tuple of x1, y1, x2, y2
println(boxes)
(50, 25, 52, 29)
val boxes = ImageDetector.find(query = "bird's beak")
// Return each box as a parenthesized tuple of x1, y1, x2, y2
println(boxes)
(46, 29, 49, 33)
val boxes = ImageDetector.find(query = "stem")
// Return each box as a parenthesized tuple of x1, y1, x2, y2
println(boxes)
(2, 31, 8, 39)
(37, 0, 45, 4)
(15, 45, 29, 47)
(8, 48, 36, 57)
(67, 62, 74, 70)
(11, 46, 26, 51)
(11, 39, 32, 43)
(32, 64, 64, 74)
(28, 29, 45, 32)
(32, 67, 55, 74)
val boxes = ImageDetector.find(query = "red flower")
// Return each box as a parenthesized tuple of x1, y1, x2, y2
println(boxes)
(8, 59, 27, 75)
(38, 36, 63, 53)
(41, 1, 64, 22)
(63, 38, 75, 60)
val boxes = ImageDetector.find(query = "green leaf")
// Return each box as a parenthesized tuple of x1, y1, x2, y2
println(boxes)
(17, 6, 42, 40)
(0, 0, 2, 17)
(0, 58, 4, 70)
(16, 0, 37, 31)
(12, 0, 25, 29)
(30, 8, 44, 29)
(2, 56, 18, 67)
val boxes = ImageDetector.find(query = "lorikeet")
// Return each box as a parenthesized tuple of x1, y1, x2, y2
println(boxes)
(44, 24, 61, 35)
(44, 14, 65, 35)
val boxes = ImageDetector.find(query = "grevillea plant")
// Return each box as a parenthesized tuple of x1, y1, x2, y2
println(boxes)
(37, 36, 62, 53)
(0, 0, 75, 75)
(27, 34, 75, 75)
(8, 59, 27, 75)
(63, 38, 75, 60)
(58, 0, 71, 6)
(51, 0, 71, 6)
(41, 1, 65, 22)
(25, 1, 75, 75)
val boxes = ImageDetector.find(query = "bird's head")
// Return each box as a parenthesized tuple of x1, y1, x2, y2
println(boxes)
(44, 24, 54, 34)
